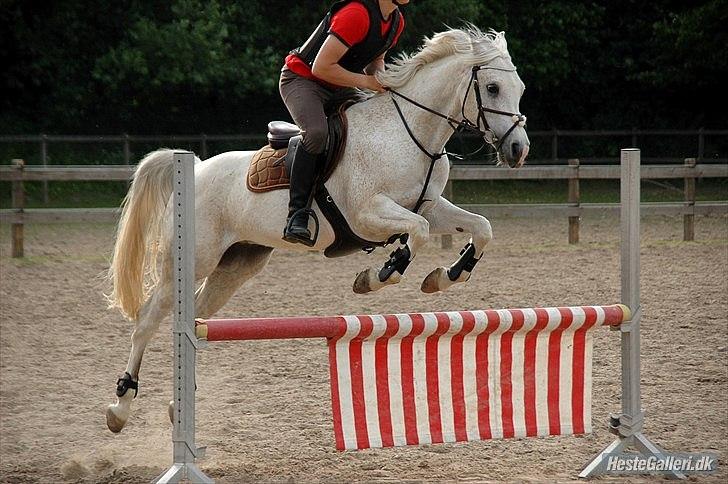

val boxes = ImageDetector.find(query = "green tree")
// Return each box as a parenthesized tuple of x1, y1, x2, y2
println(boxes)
(1, 0, 726, 134)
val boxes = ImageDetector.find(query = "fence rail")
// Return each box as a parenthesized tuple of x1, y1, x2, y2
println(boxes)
(3, 163, 728, 182)
(3, 129, 726, 205)
(2, 158, 726, 257)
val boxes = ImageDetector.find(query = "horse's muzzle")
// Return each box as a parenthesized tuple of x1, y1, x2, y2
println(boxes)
(505, 142, 529, 168)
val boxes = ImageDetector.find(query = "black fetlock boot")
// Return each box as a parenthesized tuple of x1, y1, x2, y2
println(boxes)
(283, 145, 320, 246)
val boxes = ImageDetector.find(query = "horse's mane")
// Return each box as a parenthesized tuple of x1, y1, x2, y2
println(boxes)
(379, 26, 512, 89)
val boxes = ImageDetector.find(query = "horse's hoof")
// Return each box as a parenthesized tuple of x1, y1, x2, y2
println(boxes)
(353, 269, 373, 294)
(168, 400, 175, 424)
(421, 267, 447, 293)
(106, 404, 127, 433)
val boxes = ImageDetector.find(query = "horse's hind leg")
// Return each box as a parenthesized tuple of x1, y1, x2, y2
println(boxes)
(163, 243, 273, 422)
(106, 228, 226, 433)
(107, 242, 272, 433)
(106, 278, 174, 432)
(195, 243, 274, 318)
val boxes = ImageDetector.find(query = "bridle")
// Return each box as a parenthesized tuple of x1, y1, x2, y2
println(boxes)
(387, 64, 527, 213)
(461, 65, 528, 149)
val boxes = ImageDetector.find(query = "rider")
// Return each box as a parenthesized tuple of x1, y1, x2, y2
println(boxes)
(280, 0, 408, 245)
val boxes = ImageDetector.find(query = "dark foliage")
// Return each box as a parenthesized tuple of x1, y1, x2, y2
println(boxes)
(1, 0, 725, 134)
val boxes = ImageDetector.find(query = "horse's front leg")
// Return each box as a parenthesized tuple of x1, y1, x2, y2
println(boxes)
(350, 194, 430, 294)
(420, 196, 492, 293)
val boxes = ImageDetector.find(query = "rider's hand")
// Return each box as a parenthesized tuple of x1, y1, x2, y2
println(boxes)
(363, 75, 386, 93)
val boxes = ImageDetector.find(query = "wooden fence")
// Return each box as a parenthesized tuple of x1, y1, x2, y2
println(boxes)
(2, 129, 726, 164)
(2, 129, 726, 203)
(1, 159, 727, 257)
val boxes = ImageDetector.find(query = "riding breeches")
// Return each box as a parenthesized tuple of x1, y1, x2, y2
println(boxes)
(279, 68, 366, 155)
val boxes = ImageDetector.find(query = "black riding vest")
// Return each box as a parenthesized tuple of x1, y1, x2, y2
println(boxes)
(292, 0, 402, 74)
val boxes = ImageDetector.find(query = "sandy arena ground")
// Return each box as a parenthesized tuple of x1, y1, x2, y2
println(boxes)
(1, 214, 726, 483)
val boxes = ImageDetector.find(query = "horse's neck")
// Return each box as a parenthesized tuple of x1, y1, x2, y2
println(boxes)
(388, 58, 467, 155)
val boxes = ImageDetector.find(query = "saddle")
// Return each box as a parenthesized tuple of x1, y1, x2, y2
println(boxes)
(246, 101, 350, 193)
(246, 101, 394, 258)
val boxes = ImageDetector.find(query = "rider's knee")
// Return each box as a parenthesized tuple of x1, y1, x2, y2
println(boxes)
(302, 125, 328, 154)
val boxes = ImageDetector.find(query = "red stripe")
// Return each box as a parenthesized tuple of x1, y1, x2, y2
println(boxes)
(374, 315, 399, 447)
(400, 314, 425, 445)
(570, 326, 587, 434)
(581, 306, 599, 332)
(524, 309, 551, 436)
(451, 312, 476, 441)
(349, 316, 373, 449)
(500, 310, 524, 438)
(425, 314, 450, 443)
(328, 337, 345, 450)
(601, 304, 625, 326)
(475, 311, 501, 439)
(572, 306, 598, 434)
(547, 309, 574, 435)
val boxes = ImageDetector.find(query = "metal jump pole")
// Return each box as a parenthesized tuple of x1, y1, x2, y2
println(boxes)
(156, 152, 213, 484)
(580, 148, 683, 479)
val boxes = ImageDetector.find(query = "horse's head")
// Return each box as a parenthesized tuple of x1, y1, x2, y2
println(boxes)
(458, 29, 529, 168)
(379, 27, 529, 167)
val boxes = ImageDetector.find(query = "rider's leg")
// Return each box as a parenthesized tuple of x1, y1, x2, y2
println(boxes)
(284, 145, 320, 243)
(279, 69, 332, 244)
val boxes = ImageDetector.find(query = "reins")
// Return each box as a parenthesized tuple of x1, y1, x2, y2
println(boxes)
(386, 65, 527, 214)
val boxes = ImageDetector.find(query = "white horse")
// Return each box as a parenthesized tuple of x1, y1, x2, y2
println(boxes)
(106, 27, 529, 432)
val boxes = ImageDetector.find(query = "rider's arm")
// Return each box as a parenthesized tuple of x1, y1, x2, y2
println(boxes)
(364, 52, 386, 75)
(312, 35, 384, 91)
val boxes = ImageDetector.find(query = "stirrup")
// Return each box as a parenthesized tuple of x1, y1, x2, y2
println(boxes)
(283, 208, 320, 247)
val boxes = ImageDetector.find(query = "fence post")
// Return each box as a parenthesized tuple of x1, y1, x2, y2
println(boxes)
(698, 128, 704, 162)
(41, 134, 49, 204)
(201, 134, 208, 160)
(568, 158, 580, 244)
(11, 159, 25, 258)
(123, 134, 131, 164)
(440, 179, 454, 249)
(551, 129, 558, 161)
(683, 157, 696, 241)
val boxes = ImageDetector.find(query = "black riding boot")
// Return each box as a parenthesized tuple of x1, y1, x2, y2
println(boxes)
(283, 145, 320, 246)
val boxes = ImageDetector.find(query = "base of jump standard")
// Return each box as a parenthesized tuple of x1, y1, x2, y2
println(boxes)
(156, 149, 683, 483)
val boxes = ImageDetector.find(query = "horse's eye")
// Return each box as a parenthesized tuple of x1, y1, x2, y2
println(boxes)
(486, 84, 499, 95)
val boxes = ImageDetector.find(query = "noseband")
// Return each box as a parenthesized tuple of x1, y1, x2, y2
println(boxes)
(387, 64, 527, 213)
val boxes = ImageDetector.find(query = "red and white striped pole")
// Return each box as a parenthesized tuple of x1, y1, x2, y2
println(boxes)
(195, 305, 630, 342)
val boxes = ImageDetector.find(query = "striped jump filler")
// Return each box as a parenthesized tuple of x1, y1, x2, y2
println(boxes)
(328, 305, 628, 450)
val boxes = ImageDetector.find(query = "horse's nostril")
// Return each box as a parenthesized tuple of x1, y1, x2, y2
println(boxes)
(511, 141, 521, 158)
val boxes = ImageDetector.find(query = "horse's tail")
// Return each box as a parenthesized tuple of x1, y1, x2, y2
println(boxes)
(107, 149, 198, 321)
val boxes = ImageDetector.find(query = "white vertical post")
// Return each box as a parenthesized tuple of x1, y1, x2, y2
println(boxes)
(580, 149, 683, 479)
(156, 152, 213, 484)
(619, 148, 642, 429)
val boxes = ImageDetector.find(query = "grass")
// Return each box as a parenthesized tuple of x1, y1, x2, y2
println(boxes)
(453, 178, 728, 204)
(1, 178, 726, 209)
(0, 181, 129, 209)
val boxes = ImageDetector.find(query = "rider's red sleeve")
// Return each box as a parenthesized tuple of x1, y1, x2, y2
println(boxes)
(328, 3, 370, 47)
